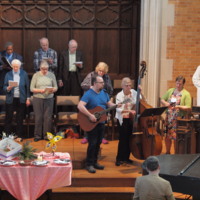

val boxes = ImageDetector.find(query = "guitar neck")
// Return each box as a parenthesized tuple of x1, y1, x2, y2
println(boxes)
(98, 105, 117, 115)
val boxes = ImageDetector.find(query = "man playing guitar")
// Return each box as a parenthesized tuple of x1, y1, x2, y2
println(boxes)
(78, 75, 118, 173)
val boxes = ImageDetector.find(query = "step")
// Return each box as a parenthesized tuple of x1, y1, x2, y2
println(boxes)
(71, 177, 135, 187)
(52, 187, 192, 199)
(53, 186, 134, 193)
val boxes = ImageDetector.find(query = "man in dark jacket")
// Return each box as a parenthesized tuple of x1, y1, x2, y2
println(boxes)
(0, 42, 23, 95)
(58, 39, 83, 95)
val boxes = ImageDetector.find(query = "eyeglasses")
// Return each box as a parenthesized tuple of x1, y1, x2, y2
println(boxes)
(96, 82, 104, 84)
(125, 84, 132, 87)
(41, 68, 48, 71)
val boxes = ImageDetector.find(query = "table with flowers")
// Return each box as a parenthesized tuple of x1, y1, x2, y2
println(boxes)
(0, 152, 72, 200)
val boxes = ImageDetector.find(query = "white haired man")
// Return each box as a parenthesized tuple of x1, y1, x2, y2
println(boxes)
(3, 59, 30, 141)
(58, 39, 83, 95)
(33, 37, 57, 74)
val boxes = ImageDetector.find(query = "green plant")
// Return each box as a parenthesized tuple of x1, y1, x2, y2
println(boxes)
(17, 141, 37, 161)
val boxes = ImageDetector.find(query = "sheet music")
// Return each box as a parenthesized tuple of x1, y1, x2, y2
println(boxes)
(9, 81, 18, 87)
(2, 56, 12, 69)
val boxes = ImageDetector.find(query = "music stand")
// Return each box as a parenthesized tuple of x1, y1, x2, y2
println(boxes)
(140, 106, 167, 118)
(139, 106, 167, 135)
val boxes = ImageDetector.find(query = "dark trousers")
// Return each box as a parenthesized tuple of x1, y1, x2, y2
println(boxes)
(32, 97, 54, 139)
(116, 119, 132, 162)
(86, 123, 105, 166)
(5, 98, 26, 138)
(63, 72, 82, 96)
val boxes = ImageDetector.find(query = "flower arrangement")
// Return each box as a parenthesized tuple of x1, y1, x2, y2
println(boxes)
(45, 132, 62, 156)
(17, 141, 37, 163)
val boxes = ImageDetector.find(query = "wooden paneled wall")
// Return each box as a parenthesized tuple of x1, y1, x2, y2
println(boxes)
(0, 0, 140, 82)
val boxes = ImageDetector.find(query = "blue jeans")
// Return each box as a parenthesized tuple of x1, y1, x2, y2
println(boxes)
(86, 123, 105, 166)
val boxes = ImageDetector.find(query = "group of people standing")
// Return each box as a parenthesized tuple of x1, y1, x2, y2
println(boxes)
(0, 38, 84, 142)
(2, 36, 200, 200)
(0, 38, 198, 179)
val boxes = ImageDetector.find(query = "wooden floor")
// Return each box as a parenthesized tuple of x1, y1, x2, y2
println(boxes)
(29, 138, 144, 179)
(0, 137, 192, 200)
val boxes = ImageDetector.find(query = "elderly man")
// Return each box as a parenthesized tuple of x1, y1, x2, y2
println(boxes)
(3, 59, 30, 141)
(33, 37, 57, 74)
(58, 39, 83, 95)
(133, 156, 175, 200)
(0, 42, 23, 95)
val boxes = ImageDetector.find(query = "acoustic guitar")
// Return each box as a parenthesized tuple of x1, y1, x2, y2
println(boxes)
(78, 99, 130, 132)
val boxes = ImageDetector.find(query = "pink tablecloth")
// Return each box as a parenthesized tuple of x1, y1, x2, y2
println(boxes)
(0, 152, 72, 200)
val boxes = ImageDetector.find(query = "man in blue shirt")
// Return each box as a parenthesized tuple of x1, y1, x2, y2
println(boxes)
(78, 75, 117, 173)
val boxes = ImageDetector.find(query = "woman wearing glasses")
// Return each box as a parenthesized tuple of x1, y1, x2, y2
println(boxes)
(161, 76, 191, 154)
(115, 77, 145, 166)
(30, 60, 57, 142)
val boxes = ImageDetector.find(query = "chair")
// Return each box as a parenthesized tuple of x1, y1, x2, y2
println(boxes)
(26, 96, 35, 138)
(55, 96, 80, 133)
(0, 95, 6, 133)
(176, 117, 191, 154)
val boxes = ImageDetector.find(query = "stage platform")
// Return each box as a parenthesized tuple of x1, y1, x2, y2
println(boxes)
(0, 138, 192, 200)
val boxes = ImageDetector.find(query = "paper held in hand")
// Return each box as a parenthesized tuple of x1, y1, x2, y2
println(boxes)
(9, 81, 18, 87)
(74, 61, 83, 65)
(45, 87, 53, 92)
(42, 57, 49, 61)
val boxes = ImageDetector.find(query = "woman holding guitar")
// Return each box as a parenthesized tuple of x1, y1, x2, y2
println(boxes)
(115, 77, 145, 166)
(78, 75, 118, 173)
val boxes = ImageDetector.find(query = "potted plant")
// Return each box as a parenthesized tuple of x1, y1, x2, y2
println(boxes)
(17, 141, 37, 165)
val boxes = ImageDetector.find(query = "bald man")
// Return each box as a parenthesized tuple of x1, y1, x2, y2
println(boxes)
(58, 39, 84, 95)
(33, 37, 57, 74)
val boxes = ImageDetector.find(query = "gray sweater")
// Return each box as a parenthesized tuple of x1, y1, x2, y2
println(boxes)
(30, 71, 58, 99)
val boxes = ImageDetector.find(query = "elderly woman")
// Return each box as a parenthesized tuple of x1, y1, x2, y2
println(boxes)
(115, 77, 145, 166)
(161, 75, 191, 154)
(30, 60, 58, 142)
(3, 59, 30, 141)
(81, 62, 113, 97)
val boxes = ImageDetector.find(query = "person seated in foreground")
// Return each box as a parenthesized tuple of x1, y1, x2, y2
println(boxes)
(133, 156, 175, 200)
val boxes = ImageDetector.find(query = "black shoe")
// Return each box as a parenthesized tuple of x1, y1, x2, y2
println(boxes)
(94, 163, 104, 170)
(86, 165, 96, 173)
(125, 159, 134, 164)
(34, 138, 41, 142)
(115, 160, 122, 166)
